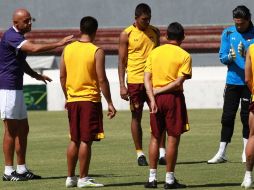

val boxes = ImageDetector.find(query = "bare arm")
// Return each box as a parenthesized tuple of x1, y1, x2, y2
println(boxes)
(21, 58, 52, 84)
(245, 49, 253, 91)
(118, 31, 129, 101)
(60, 51, 67, 100)
(21, 35, 73, 53)
(96, 48, 116, 119)
(153, 76, 186, 95)
(144, 72, 157, 113)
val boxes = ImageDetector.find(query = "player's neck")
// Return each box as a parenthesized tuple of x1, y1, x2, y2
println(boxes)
(167, 40, 181, 46)
(79, 34, 94, 43)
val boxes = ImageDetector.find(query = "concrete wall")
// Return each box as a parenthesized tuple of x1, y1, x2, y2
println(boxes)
(1, 0, 254, 29)
(23, 67, 227, 111)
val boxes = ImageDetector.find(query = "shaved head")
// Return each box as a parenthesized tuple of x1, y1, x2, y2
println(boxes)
(12, 8, 32, 34)
(12, 8, 31, 22)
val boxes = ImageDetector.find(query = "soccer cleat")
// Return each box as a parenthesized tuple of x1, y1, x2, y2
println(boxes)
(164, 179, 186, 189)
(207, 154, 227, 164)
(137, 155, 148, 166)
(2, 171, 27, 181)
(158, 157, 167, 165)
(66, 176, 77, 188)
(241, 176, 252, 189)
(144, 180, 157, 188)
(77, 178, 104, 188)
(18, 170, 41, 180)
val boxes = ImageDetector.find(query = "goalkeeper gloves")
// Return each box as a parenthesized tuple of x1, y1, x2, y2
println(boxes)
(228, 44, 236, 61)
(238, 41, 246, 57)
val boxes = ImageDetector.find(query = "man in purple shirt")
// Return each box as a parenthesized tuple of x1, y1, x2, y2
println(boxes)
(0, 8, 73, 181)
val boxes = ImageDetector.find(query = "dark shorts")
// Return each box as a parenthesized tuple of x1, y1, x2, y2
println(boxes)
(127, 83, 148, 114)
(66, 101, 104, 142)
(249, 101, 254, 113)
(150, 92, 190, 138)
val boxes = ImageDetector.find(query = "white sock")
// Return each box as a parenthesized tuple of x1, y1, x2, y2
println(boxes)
(16, 164, 28, 174)
(137, 150, 145, 158)
(243, 138, 248, 153)
(159, 148, 166, 158)
(165, 172, 174, 184)
(149, 169, 157, 182)
(245, 171, 252, 179)
(79, 177, 90, 182)
(67, 176, 77, 181)
(218, 142, 227, 156)
(4, 166, 15, 175)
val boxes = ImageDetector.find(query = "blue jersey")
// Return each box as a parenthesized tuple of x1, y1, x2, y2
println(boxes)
(0, 27, 27, 90)
(219, 25, 254, 85)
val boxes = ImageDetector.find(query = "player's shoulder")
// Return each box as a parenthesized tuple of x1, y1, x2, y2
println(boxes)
(4, 27, 23, 40)
(222, 26, 236, 36)
(148, 25, 159, 32)
(124, 25, 135, 34)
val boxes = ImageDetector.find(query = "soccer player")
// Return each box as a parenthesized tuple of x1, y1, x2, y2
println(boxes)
(0, 8, 73, 181)
(118, 3, 166, 166)
(242, 45, 254, 189)
(144, 22, 191, 189)
(60, 16, 116, 188)
(208, 5, 254, 164)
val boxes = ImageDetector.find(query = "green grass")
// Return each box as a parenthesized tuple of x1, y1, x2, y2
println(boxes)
(0, 109, 247, 190)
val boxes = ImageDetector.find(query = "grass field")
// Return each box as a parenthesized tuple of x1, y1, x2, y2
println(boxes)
(0, 109, 247, 190)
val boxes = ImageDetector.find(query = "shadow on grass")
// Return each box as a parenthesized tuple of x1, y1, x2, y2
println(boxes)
(105, 181, 164, 187)
(42, 173, 136, 180)
(105, 182, 240, 188)
(187, 182, 240, 188)
(177, 161, 207, 165)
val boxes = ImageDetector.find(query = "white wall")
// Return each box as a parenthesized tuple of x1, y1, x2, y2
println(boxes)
(25, 67, 227, 111)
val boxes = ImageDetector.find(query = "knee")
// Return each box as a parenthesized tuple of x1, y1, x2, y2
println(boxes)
(221, 116, 235, 126)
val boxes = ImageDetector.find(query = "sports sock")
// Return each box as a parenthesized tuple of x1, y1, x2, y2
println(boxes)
(67, 176, 77, 181)
(149, 169, 157, 182)
(136, 150, 145, 158)
(159, 148, 166, 158)
(165, 172, 174, 184)
(16, 164, 28, 174)
(243, 138, 248, 153)
(4, 166, 15, 175)
(245, 171, 252, 179)
(218, 142, 227, 156)
(79, 177, 90, 182)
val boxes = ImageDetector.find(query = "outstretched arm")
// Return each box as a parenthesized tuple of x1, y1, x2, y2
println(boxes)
(21, 35, 74, 53)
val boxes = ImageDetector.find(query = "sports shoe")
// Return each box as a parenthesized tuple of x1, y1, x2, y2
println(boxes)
(207, 153, 227, 164)
(164, 179, 186, 189)
(77, 178, 104, 188)
(241, 176, 252, 189)
(144, 180, 157, 188)
(66, 176, 77, 188)
(18, 170, 41, 180)
(138, 155, 148, 166)
(3, 171, 27, 181)
(158, 157, 167, 165)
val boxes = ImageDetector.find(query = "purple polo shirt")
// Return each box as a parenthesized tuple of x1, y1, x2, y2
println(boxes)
(0, 27, 27, 90)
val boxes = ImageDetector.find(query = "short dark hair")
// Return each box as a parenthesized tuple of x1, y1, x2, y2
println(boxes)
(80, 16, 98, 35)
(167, 22, 185, 41)
(135, 3, 151, 17)
(233, 5, 251, 20)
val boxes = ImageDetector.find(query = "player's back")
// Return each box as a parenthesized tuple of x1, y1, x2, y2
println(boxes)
(64, 41, 101, 102)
